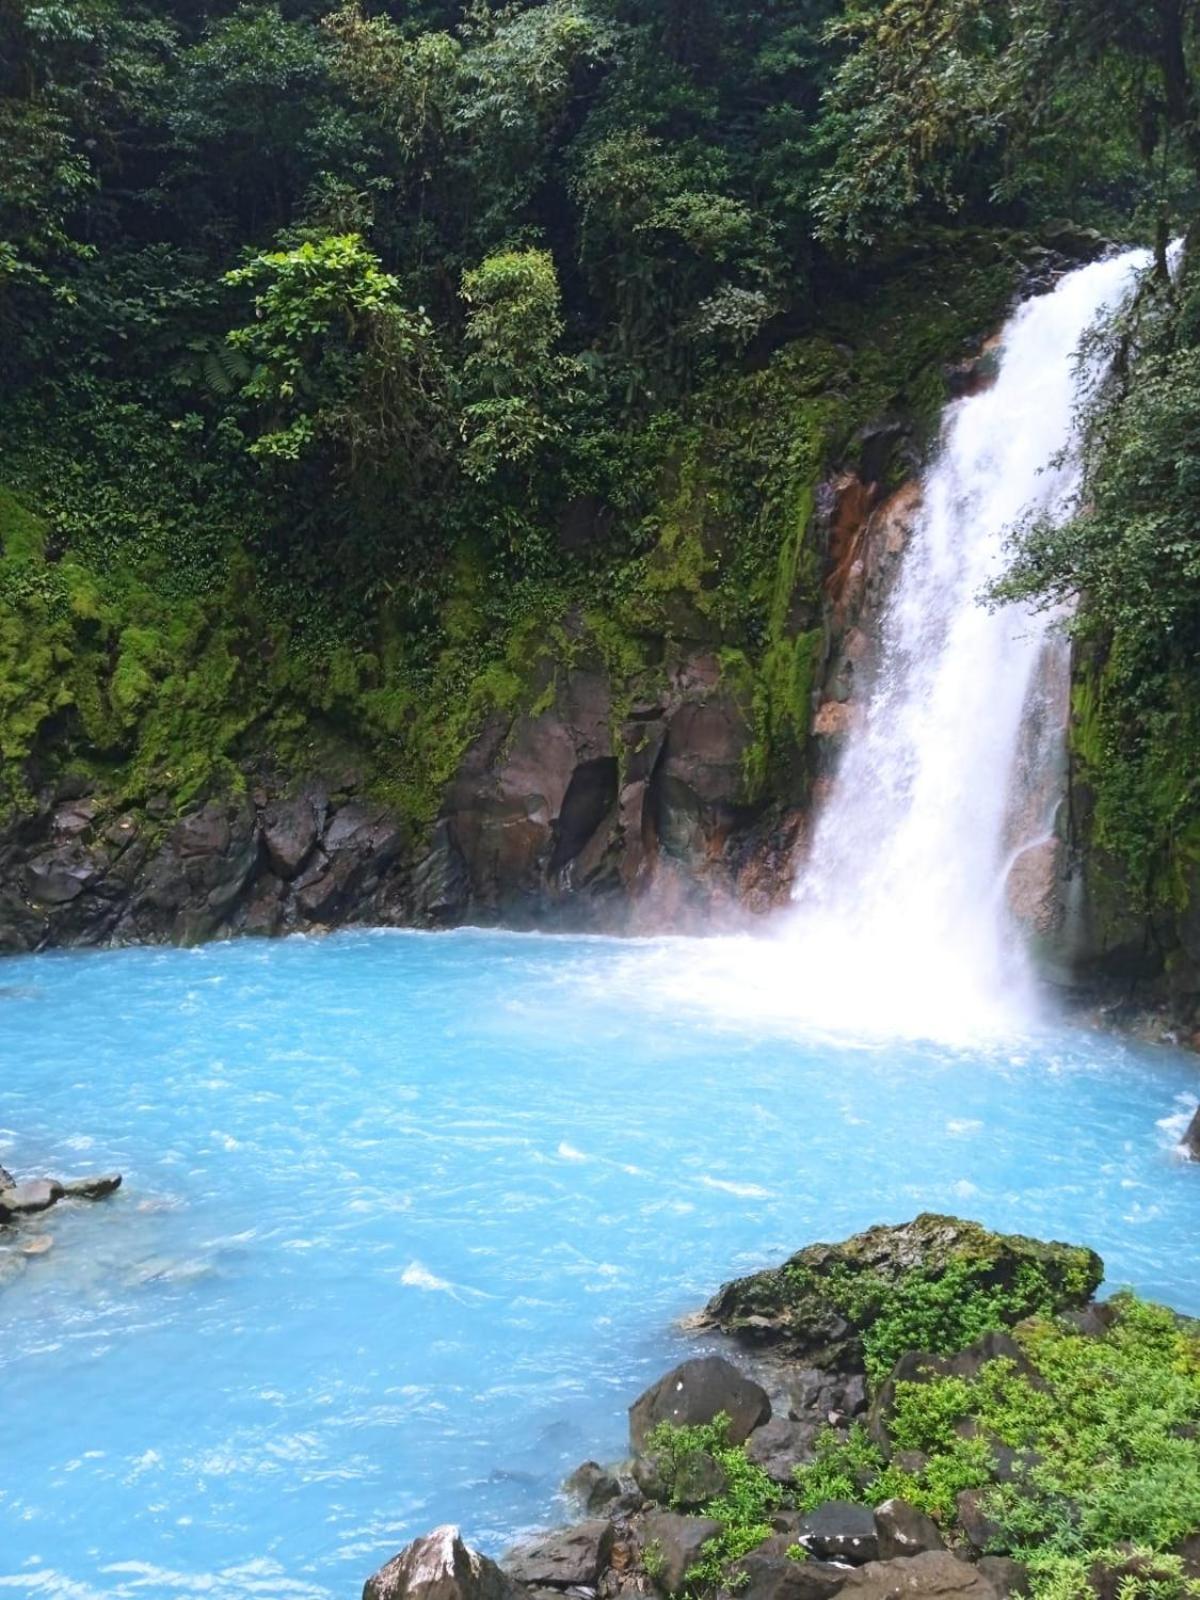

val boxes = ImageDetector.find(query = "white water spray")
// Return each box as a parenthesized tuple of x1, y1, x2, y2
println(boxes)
(615, 249, 1151, 1044)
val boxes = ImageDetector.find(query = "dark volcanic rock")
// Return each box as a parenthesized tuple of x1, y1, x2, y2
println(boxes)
(639, 1511, 723, 1594)
(701, 1215, 1102, 1368)
(1087, 1550, 1189, 1600)
(1183, 1106, 1200, 1161)
(976, 1558, 1030, 1598)
(873, 1499, 944, 1561)
(728, 1538, 847, 1600)
(502, 1520, 614, 1588)
(61, 1173, 122, 1201)
(629, 1356, 771, 1453)
(745, 1418, 821, 1482)
(837, 1552, 999, 1600)
(795, 1502, 878, 1565)
(788, 1368, 867, 1424)
(955, 1490, 1006, 1557)
(262, 792, 323, 879)
(364, 1526, 523, 1600)
(634, 1443, 728, 1509)
(565, 1461, 623, 1515)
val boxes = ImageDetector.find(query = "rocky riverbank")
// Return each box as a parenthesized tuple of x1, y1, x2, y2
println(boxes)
(0, 1159, 123, 1284)
(362, 1216, 1200, 1600)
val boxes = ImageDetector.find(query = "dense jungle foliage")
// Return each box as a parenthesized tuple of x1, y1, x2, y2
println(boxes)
(2, 0, 1200, 894)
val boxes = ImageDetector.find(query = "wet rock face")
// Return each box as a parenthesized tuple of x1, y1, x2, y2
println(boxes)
(0, 633, 803, 946)
(700, 1213, 1102, 1367)
(433, 651, 769, 930)
(0, 782, 410, 952)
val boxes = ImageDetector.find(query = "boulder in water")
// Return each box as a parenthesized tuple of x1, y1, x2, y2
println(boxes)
(1183, 1106, 1200, 1160)
(564, 1460, 622, 1514)
(0, 1179, 63, 1218)
(363, 1526, 523, 1600)
(629, 1355, 771, 1452)
(61, 1173, 122, 1201)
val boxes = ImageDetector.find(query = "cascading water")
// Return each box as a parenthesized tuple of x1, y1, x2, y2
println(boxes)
(778, 247, 1154, 1036)
(619, 248, 1152, 1043)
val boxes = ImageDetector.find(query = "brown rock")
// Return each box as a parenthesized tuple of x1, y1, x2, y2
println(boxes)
(364, 1526, 523, 1600)
(838, 1552, 998, 1600)
(0, 1179, 63, 1216)
(502, 1520, 614, 1588)
(976, 1558, 1029, 1598)
(639, 1511, 723, 1594)
(873, 1500, 944, 1561)
(730, 1538, 848, 1600)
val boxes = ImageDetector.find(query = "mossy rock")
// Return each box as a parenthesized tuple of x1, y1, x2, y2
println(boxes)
(701, 1214, 1103, 1376)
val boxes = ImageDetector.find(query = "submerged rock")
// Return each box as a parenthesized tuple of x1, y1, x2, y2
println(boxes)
(629, 1355, 771, 1452)
(700, 1214, 1102, 1369)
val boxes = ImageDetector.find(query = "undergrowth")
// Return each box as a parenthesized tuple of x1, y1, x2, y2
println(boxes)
(647, 1294, 1200, 1600)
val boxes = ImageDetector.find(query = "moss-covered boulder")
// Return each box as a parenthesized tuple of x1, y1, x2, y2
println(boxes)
(700, 1214, 1103, 1378)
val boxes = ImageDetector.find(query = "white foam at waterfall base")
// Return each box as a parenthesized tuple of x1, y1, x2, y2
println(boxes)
(620, 248, 1153, 1045)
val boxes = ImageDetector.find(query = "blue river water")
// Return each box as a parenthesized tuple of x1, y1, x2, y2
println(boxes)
(0, 927, 1198, 1598)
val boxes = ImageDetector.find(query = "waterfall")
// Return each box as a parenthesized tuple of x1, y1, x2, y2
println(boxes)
(623, 248, 1151, 1044)
(773, 248, 1152, 1038)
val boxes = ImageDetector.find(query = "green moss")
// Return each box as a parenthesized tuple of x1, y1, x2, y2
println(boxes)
(0, 232, 1028, 838)
(788, 1294, 1200, 1600)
